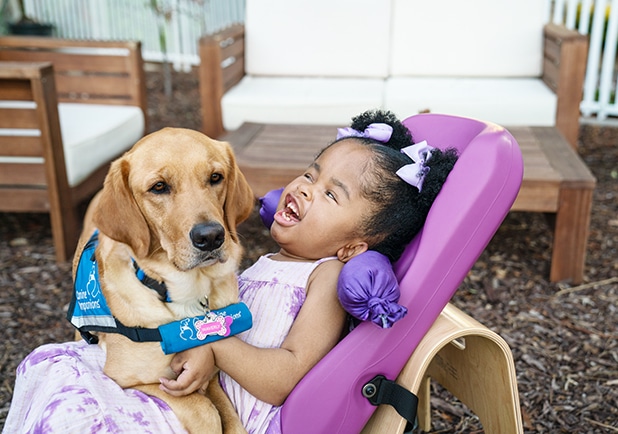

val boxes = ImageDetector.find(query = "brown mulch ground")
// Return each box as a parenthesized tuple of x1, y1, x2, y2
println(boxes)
(1, 68, 617, 433)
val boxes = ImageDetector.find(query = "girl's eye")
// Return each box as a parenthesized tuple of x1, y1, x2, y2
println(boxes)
(150, 181, 170, 194)
(326, 191, 337, 202)
(303, 173, 313, 182)
(210, 173, 223, 185)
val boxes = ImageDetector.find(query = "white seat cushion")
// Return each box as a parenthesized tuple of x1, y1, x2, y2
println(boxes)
(221, 76, 384, 130)
(389, 0, 548, 77)
(245, 0, 391, 78)
(384, 77, 557, 126)
(58, 103, 144, 186)
(0, 102, 144, 187)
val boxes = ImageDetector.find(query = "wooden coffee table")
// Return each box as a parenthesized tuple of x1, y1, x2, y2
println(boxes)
(222, 123, 596, 284)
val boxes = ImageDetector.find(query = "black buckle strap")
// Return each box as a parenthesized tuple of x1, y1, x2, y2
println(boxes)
(77, 320, 162, 345)
(115, 320, 162, 342)
(363, 375, 418, 429)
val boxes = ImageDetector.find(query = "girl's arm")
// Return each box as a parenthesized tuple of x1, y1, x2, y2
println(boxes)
(160, 259, 346, 404)
(212, 259, 347, 405)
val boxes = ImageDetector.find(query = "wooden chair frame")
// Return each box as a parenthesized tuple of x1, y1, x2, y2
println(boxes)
(0, 37, 147, 262)
(363, 303, 523, 433)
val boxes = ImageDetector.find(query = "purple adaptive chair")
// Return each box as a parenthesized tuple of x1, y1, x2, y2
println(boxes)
(280, 113, 524, 433)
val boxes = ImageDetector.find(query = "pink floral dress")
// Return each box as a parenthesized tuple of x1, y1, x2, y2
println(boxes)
(221, 255, 336, 433)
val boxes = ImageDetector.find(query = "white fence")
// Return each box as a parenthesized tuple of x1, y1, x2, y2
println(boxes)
(4, 0, 618, 119)
(553, 0, 618, 119)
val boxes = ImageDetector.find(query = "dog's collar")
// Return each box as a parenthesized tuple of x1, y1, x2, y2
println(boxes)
(133, 260, 170, 302)
(132, 261, 211, 312)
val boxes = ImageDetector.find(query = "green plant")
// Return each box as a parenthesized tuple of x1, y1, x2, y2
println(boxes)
(148, 0, 173, 96)
(2, 0, 53, 36)
(146, 0, 206, 97)
(13, 0, 36, 24)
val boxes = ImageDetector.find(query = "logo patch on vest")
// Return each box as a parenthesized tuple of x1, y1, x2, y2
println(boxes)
(68, 233, 116, 332)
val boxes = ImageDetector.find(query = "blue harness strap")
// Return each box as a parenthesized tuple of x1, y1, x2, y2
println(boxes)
(67, 232, 252, 352)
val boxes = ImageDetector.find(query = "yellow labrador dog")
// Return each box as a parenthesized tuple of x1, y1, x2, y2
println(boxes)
(71, 128, 254, 433)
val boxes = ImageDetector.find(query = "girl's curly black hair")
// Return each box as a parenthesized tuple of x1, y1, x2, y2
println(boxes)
(332, 109, 459, 262)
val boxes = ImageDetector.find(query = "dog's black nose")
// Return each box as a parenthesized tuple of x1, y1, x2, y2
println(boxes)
(190, 222, 225, 252)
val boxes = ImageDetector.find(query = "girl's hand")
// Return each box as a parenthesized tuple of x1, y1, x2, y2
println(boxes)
(159, 345, 216, 397)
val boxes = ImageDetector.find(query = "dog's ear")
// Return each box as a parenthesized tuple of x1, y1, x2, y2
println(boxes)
(92, 158, 151, 257)
(222, 141, 254, 241)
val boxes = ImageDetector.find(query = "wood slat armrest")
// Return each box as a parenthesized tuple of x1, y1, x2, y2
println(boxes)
(542, 23, 589, 148)
(0, 60, 52, 79)
(0, 61, 79, 261)
(199, 24, 245, 139)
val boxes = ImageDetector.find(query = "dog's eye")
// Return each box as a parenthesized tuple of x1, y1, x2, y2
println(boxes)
(150, 181, 170, 194)
(210, 173, 223, 185)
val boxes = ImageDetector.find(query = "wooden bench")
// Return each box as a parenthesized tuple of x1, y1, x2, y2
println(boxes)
(222, 122, 596, 284)
(0, 37, 147, 262)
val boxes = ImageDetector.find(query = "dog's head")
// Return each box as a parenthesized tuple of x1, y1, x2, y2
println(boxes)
(93, 128, 254, 270)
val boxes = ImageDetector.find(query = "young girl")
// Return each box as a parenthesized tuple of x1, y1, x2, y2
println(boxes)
(4, 109, 457, 433)
(158, 109, 458, 432)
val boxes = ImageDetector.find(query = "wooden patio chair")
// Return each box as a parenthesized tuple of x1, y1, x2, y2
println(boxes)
(0, 37, 147, 262)
(278, 114, 524, 433)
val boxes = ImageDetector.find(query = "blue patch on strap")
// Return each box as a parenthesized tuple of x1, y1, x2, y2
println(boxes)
(158, 302, 252, 354)
(68, 232, 117, 333)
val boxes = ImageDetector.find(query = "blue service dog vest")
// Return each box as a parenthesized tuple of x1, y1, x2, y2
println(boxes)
(67, 232, 252, 354)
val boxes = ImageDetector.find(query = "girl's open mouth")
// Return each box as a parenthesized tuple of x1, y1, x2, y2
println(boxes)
(274, 195, 301, 225)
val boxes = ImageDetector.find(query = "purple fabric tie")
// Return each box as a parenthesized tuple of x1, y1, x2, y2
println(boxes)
(336, 123, 393, 143)
(259, 187, 284, 228)
(396, 140, 434, 192)
(337, 250, 407, 328)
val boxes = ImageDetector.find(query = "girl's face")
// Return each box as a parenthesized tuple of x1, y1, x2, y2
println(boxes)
(270, 139, 375, 261)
